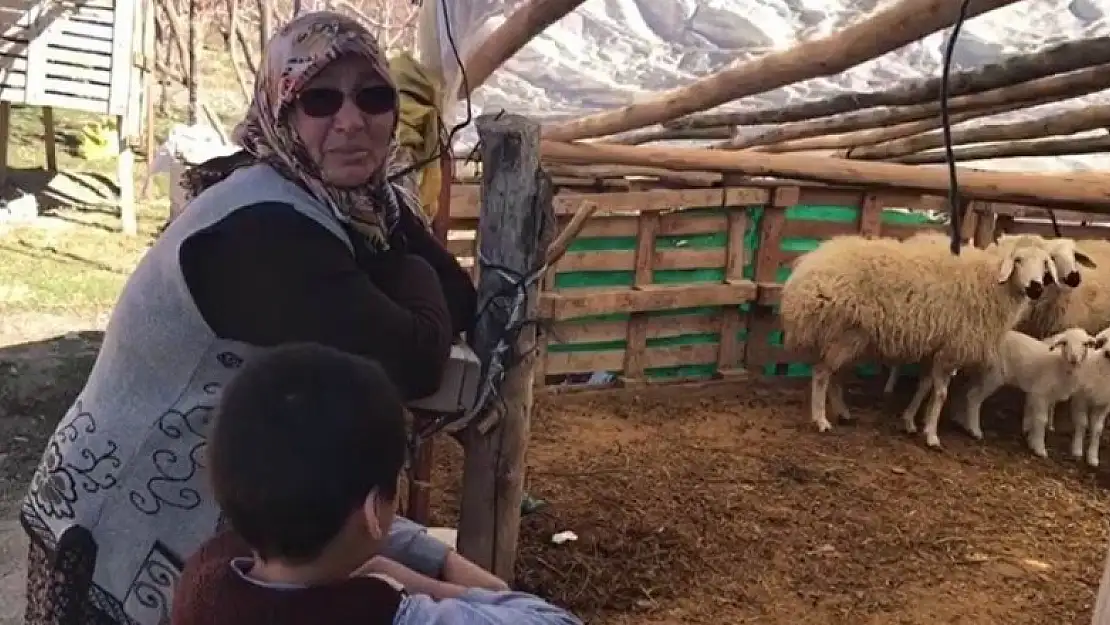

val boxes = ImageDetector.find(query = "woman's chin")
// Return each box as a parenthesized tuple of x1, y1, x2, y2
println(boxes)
(323, 169, 375, 188)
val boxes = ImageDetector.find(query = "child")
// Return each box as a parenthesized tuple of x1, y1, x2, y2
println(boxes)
(171, 343, 582, 625)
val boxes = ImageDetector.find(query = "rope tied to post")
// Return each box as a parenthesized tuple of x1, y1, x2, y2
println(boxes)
(414, 165, 555, 442)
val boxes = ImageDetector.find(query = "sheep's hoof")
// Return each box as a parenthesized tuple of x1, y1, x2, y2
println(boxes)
(901, 419, 917, 434)
(1087, 456, 1100, 468)
(814, 418, 833, 433)
(925, 434, 942, 449)
(1030, 448, 1049, 459)
(965, 427, 984, 441)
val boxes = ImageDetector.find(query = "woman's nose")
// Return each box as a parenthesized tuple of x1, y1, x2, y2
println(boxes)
(331, 97, 366, 131)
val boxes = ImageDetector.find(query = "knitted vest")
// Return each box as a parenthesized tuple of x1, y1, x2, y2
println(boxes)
(22, 164, 353, 625)
(170, 531, 401, 625)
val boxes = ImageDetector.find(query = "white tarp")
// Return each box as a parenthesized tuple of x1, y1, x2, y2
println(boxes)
(420, 0, 1110, 172)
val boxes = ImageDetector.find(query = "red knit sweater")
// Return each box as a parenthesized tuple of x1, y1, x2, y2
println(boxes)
(170, 531, 402, 625)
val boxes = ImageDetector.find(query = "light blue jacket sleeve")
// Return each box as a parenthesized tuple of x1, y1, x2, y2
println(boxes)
(394, 588, 583, 625)
(382, 516, 452, 579)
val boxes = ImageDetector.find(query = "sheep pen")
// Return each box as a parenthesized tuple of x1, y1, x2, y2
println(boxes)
(414, 179, 1110, 625)
(426, 382, 1109, 625)
(4, 180, 1110, 625)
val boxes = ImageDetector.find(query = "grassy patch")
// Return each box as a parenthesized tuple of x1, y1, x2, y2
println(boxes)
(0, 47, 247, 321)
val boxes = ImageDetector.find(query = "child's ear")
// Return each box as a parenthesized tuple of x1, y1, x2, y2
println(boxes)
(362, 489, 384, 540)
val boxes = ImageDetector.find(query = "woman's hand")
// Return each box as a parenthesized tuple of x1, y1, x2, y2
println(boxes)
(442, 551, 510, 591)
(355, 555, 467, 600)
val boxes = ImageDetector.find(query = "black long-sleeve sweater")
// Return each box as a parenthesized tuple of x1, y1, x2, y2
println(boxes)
(178, 202, 477, 400)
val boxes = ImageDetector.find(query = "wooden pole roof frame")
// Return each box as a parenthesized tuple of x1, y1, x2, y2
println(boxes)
(540, 0, 1025, 141)
(539, 140, 1110, 209)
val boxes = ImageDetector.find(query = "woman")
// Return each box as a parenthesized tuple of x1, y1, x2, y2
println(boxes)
(21, 11, 482, 625)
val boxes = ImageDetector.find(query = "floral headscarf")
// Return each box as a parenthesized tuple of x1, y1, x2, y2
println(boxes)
(183, 11, 416, 252)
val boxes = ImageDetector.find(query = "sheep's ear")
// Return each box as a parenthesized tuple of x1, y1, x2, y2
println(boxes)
(1097, 337, 1109, 349)
(997, 255, 1017, 283)
(1076, 251, 1097, 269)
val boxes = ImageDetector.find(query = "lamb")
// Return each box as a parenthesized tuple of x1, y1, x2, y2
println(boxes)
(1069, 332, 1110, 467)
(780, 234, 1055, 448)
(958, 327, 1094, 458)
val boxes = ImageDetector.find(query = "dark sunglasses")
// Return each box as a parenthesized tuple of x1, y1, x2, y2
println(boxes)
(296, 86, 396, 118)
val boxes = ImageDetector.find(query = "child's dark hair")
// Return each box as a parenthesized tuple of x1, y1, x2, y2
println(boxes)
(209, 342, 407, 563)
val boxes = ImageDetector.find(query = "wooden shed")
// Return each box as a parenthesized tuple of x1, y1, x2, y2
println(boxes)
(0, 0, 146, 232)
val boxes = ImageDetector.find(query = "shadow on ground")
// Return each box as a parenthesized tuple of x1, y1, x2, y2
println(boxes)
(2, 166, 119, 222)
(0, 331, 102, 513)
(0, 332, 100, 625)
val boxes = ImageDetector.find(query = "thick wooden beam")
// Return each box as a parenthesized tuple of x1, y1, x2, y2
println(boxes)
(725, 63, 1110, 150)
(849, 105, 1110, 160)
(539, 140, 1110, 210)
(669, 37, 1110, 129)
(458, 0, 588, 98)
(542, 0, 1022, 141)
(457, 114, 552, 579)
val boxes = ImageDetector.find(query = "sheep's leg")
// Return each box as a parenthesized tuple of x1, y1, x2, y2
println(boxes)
(1024, 397, 1052, 459)
(1087, 405, 1109, 468)
(900, 375, 933, 435)
(828, 375, 853, 423)
(922, 363, 956, 449)
(961, 369, 1002, 441)
(883, 366, 899, 394)
(1070, 397, 1089, 461)
(811, 362, 834, 432)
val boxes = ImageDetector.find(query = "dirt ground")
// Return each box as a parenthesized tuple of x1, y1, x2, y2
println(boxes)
(2, 337, 1109, 625)
(429, 380, 1110, 625)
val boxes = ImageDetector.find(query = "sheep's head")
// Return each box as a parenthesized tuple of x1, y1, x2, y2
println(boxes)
(1045, 238, 1097, 288)
(997, 245, 1057, 300)
(995, 234, 1059, 287)
(1046, 327, 1094, 367)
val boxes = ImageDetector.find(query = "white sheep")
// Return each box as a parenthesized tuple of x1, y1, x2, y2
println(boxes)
(780, 235, 1055, 448)
(958, 327, 1093, 458)
(883, 233, 1094, 397)
(1018, 238, 1110, 338)
(997, 234, 1096, 290)
(1069, 335, 1110, 467)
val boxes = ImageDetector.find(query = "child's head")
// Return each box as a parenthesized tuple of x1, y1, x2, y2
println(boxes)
(209, 342, 407, 573)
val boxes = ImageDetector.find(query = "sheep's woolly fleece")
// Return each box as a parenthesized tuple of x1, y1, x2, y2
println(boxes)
(780, 235, 1039, 370)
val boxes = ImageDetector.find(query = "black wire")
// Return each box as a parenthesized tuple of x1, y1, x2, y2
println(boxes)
(939, 2, 1061, 243)
(387, 0, 474, 183)
(941, 0, 975, 256)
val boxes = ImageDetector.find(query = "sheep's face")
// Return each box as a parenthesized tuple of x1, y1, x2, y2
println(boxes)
(997, 246, 1056, 300)
(1047, 239, 1097, 288)
(1047, 328, 1094, 367)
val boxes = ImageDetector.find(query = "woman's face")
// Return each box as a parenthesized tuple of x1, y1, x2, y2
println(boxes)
(290, 53, 396, 188)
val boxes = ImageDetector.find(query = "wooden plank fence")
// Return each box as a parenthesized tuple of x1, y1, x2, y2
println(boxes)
(448, 181, 1110, 388)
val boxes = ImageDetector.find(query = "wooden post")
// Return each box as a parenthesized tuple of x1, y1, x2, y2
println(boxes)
(404, 155, 456, 526)
(117, 115, 137, 235)
(41, 107, 56, 172)
(0, 102, 10, 189)
(457, 113, 552, 579)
